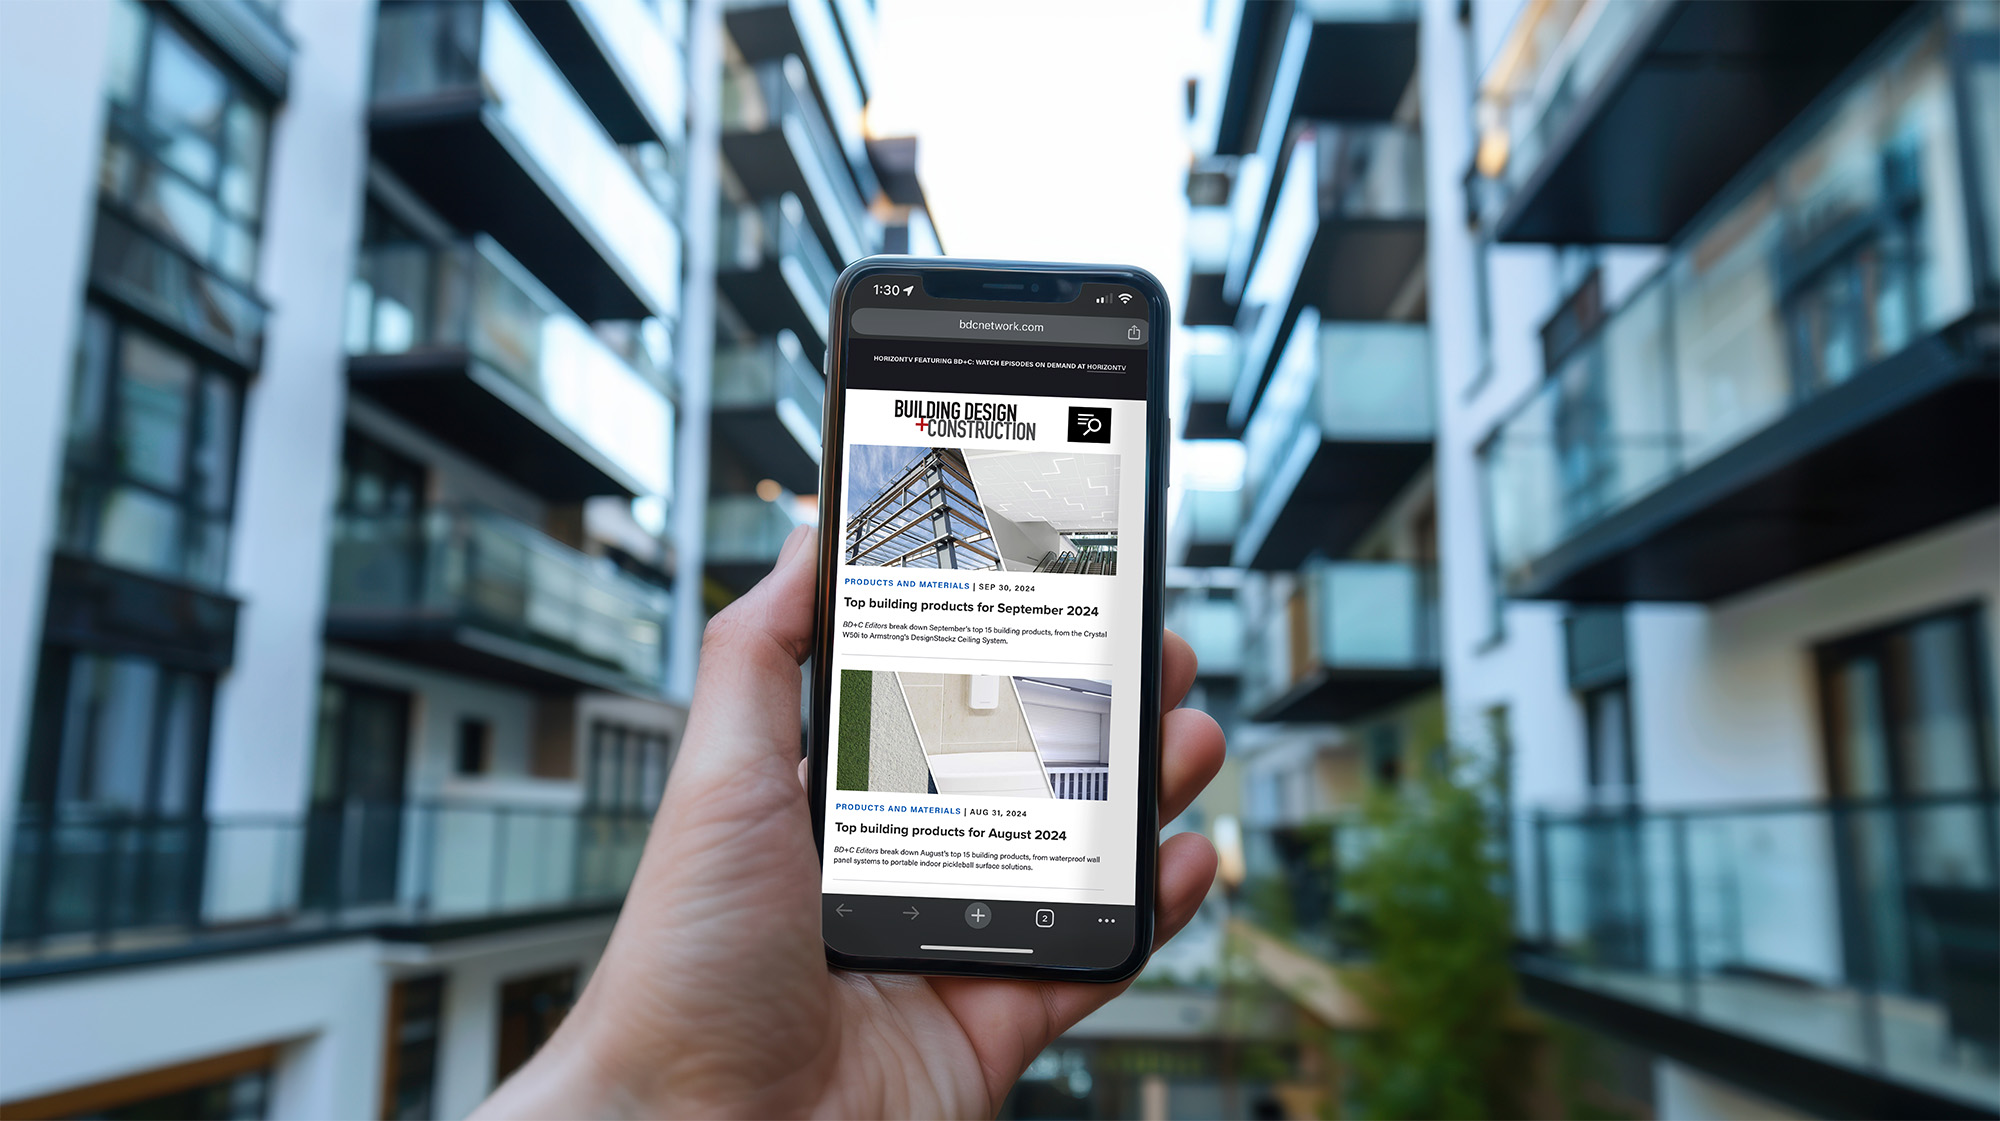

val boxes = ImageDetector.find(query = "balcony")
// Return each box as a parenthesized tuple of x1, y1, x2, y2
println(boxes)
(346, 234, 673, 503)
(165, 0, 293, 99)
(706, 495, 806, 592)
(717, 194, 839, 362)
(367, 0, 680, 321)
(1227, 124, 1425, 428)
(511, 0, 686, 148)
(1518, 797, 2000, 1117)
(1165, 593, 1243, 678)
(1170, 489, 1241, 568)
(723, 0, 870, 192)
(87, 204, 268, 374)
(325, 507, 670, 695)
(1185, 203, 1235, 328)
(1482, 14, 1998, 602)
(713, 330, 826, 494)
(1200, 0, 1419, 158)
(1, 801, 650, 976)
(1243, 561, 1439, 724)
(724, 56, 879, 265)
(1180, 327, 1238, 438)
(1477, 0, 1916, 244)
(42, 554, 239, 674)
(1236, 316, 1433, 570)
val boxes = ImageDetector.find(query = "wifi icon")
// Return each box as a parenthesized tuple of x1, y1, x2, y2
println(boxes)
(1118, 293, 1133, 304)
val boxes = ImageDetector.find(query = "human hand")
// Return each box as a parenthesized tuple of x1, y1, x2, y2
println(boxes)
(474, 526, 1224, 1118)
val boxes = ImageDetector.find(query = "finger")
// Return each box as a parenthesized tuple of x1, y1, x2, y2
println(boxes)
(1161, 628, 1196, 713)
(934, 831, 1219, 1108)
(1158, 706, 1225, 825)
(673, 525, 816, 779)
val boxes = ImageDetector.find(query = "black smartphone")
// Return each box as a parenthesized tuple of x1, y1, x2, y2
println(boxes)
(806, 258, 1170, 982)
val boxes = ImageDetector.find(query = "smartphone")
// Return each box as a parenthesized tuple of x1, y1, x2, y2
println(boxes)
(807, 258, 1169, 982)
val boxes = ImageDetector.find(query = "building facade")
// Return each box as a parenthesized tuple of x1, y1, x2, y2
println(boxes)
(1173, 0, 1998, 1116)
(0, 0, 933, 1115)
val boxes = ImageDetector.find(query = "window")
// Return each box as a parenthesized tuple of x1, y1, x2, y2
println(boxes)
(586, 721, 672, 812)
(60, 307, 244, 587)
(456, 717, 491, 775)
(495, 969, 577, 1084)
(99, 0, 271, 286)
(383, 976, 445, 1121)
(1583, 684, 1637, 807)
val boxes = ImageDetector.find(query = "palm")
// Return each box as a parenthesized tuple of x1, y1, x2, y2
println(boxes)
(476, 529, 1221, 1119)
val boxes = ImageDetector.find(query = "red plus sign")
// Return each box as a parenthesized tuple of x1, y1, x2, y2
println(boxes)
(915, 418, 930, 433)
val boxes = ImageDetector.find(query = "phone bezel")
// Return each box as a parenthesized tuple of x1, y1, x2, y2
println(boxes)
(807, 256, 1170, 983)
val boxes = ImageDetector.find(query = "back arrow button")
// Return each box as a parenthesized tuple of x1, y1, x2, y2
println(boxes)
(834, 903, 851, 917)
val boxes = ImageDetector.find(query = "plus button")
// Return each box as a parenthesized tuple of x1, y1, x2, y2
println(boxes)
(963, 902, 992, 929)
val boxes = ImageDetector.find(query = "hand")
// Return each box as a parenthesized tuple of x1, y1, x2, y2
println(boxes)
(474, 526, 1224, 1119)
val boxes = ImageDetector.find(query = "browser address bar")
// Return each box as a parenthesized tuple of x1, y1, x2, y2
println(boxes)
(850, 307, 1147, 346)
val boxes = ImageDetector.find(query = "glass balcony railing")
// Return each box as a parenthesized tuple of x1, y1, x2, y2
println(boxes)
(325, 507, 670, 689)
(89, 205, 268, 371)
(1241, 315, 1433, 513)
(1188, 205, 1232, 275)
(1164, 593, 1244, 677)
(1183, 326, 1238, 416)
(722, 55, 878, 263)
(1169, 489, 1242, 566)
(370, 0, 681, 316)
(2, 801, 651, 964)
(1475, 0, 1660, 200)
(1243, 561, 1439, 718)
(714, 330, 826, 449)
(1481, 15, 1986, 588)
(717, 193, 839, 340)
(1239, 122, 1426, 311)
(1519, 796, 2000, 1112)
(346, 234, 673, 498)
(705, 495, 805, 566)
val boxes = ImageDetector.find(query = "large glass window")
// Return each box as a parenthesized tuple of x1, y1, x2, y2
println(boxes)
(60, 307, 244, 588)
(99, 0, 271, 285)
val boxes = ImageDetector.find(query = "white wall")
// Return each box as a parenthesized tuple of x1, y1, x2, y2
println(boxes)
(207, 0, 377, 818)
(0, 0, 112, 913)
(0, 939, 386, 1119)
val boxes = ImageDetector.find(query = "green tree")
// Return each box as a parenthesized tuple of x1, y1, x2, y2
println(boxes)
(1346, 752, 1518, 1119)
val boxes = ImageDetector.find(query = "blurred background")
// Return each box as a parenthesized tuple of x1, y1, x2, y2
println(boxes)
(0, 0, 1995, 1117)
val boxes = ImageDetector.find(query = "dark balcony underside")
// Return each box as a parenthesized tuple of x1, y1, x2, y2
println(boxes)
(369, 97, 654, 322)
(1518, 963, 1991, 1121)
(1292, 18, 1420, 122)
(1494, 0, 1915, 245)
(508, 0, 659, 145)
(43, 555, 239, 672)
(325, 620, 652, 697)
(1182, 397, 1234, 441)
(1248, 665, 1438, 724)
(1508, 323, 1998, 602)
(713, 406, 820, 494)
(724, 127, 854, 268)
(1235, 439, 1433, 570)
(347, 351, 645, 502)
(717, 265, 826, 366)
(1180, 541, 1235, 568)
(1183, 272, 1235, 328)
(1231, 219, 1427, 427)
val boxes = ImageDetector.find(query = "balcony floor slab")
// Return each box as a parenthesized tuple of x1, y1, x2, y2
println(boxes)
(1235, 438, 1433, 570)
(1246, 665, 1438, 725)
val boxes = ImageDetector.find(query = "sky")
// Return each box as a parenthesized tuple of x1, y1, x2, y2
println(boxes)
(865, 0, 1243, 491)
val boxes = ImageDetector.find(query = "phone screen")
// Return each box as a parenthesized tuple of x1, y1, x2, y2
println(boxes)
(816, 270, 1158, 972)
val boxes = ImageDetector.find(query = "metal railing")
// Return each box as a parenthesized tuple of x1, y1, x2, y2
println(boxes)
(1480, 11, 1991, 590)
(326, 506, 670, 689)
(2, 801, 653, 968)
(347, 233, 674, 497)
(369, 0, 680, 315)
(1242, 561, 1439, 716)
(842, 448, 997, 570)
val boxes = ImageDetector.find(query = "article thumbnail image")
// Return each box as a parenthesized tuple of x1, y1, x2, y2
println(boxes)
(962, 450, 1119, 575)
(843, 445, 999, 570)
(836, 670, 1111, 801)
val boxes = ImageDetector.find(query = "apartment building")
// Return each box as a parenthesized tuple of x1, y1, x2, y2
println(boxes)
(1173, 0, 1998, 1117)
(0, 0, 932, 1116)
